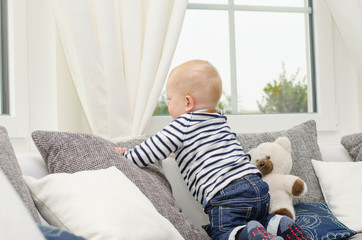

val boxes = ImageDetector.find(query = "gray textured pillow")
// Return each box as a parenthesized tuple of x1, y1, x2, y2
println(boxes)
(236, 120, 324, 204)
(31, 130, 207, 240)
(0, 126, 40, 223)
(341, 133, 362, 162)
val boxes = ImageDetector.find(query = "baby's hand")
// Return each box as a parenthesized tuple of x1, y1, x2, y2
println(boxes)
(115, 147, 128, 155)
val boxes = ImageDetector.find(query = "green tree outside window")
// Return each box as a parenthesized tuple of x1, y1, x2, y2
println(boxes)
(257, 63, 307, 113)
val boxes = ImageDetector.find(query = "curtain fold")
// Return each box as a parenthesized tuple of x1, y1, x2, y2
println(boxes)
(326, 0, 362, 78)
(53, 0, 187, 140)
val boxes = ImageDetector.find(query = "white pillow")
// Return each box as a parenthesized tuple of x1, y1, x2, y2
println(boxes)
(311, 160, 362, 232)
(24, 167, 184, 240)
(0, 170, 45, 240)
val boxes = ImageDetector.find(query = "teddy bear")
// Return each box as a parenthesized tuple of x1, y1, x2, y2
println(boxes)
(248, 137, 307, 220)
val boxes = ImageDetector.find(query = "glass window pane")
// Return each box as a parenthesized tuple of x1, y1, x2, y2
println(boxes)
(234, 0, 305, 7)
(234, 11, 311, 114)
(154, 10, 230, 115)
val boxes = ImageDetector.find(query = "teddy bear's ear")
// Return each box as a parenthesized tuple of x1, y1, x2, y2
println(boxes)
(275, 137, 291, 153)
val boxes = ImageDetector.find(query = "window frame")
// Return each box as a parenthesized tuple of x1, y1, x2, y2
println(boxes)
(0, 0, 30, 139)
(0, 0, 58, 153)
(0, 0, 9, 114)
(146, 0, 337, 135)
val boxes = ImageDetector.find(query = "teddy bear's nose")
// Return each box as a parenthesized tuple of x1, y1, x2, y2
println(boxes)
(259, 161, 265, 167)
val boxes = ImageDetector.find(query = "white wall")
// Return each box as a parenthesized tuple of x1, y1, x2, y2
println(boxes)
(333, 27, 361, 135)
(5, 0, 362, 151)
(317, 20, 362, 146)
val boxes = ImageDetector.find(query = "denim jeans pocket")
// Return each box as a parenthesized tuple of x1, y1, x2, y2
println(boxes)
(218, 205, 252, 232)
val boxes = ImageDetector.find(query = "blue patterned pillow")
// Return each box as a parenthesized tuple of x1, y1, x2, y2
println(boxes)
(38, 225, 86, 240)
(295, 202, 357, 240)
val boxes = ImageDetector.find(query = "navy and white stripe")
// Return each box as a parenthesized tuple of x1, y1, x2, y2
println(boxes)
(123, 110, 261, 205)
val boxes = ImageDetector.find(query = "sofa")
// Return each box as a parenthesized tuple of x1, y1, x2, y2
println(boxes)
(1, 120, 361, 240)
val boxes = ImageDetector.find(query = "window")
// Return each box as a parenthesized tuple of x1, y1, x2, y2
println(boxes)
(155, 0, 315, 115)
(148, 0, 337, 135)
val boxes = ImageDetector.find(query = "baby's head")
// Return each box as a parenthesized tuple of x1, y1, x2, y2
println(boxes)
(166, 59, 222, 119)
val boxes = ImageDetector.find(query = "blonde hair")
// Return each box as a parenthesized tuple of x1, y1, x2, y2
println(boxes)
(168, 59, 222, 108)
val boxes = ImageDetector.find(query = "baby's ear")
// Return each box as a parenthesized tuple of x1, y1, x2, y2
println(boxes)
(185, 95, 195, 112)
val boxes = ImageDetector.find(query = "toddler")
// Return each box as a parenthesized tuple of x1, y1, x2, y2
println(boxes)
(116, 60, 310, 240)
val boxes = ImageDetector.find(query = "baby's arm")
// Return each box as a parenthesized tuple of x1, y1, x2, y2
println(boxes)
(115, 119, 185, 167)
(115, 147, 127, 155)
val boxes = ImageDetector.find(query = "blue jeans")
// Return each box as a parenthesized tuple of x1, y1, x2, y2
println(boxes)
(203, 174, 270, 240)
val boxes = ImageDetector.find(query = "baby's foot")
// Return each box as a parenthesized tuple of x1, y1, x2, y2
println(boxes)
(277, 216, 311, 240)
(237, 220, 283, 240)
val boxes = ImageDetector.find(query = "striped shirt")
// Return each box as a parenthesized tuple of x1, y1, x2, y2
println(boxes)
(123, 110, 261, 205)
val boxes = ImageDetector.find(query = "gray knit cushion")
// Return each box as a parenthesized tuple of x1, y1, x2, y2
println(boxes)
(236, 120, 324, 204)
(31, 130, 207, 240)
(0, 126, 40, 223)
(341, 133, 362, 162)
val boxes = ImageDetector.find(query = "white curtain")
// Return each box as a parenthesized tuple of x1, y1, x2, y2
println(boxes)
(53, 0, 187, 140)
(326, 0, 362, 78)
